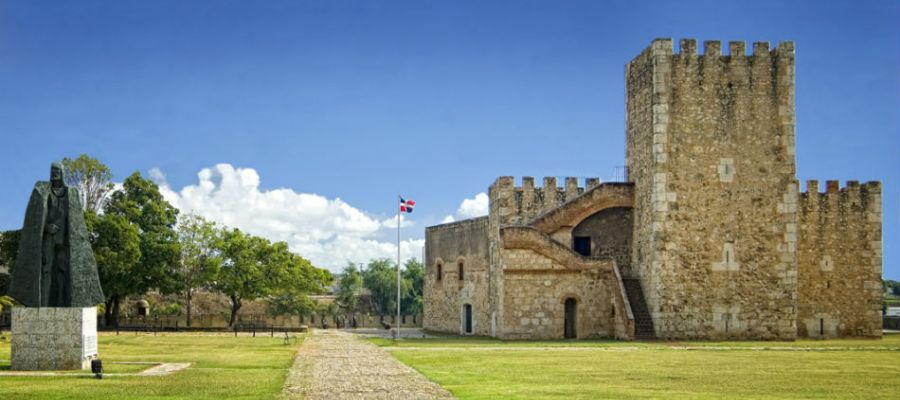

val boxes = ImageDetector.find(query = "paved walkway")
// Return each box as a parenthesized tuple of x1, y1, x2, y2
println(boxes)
(281, 329, 455, 400)
(0, 362, 190, 377)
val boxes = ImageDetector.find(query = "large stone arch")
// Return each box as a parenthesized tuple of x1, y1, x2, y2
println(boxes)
(529, 183, 634, 245)
(571, 207, 633, 270)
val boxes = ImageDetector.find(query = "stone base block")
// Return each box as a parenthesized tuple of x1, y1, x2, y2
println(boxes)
(11, 307, 99, 371)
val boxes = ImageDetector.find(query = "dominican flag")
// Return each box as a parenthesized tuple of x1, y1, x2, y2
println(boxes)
(400, 197, 415, 213)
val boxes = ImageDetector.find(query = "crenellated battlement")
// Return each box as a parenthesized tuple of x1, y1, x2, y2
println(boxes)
(426, 38, 883, 341)
(800, 180, 882, 231)
(628, 38, 795, 110)
(797, 179, 882, 338)
(799, 180, 882, 218)
(488, 176, 603, 225)
(642, 38, 794, 57)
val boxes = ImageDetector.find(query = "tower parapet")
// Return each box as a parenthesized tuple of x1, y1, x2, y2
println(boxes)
(488, 176, 601, 226)
(626, 38, 798, 340)
(797, 180, 882, 337)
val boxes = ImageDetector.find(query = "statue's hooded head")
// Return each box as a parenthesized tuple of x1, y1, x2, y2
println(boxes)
(50, 161, 65, 187)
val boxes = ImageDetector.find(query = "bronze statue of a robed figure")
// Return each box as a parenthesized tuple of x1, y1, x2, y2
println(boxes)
(7, 162, 104, 307)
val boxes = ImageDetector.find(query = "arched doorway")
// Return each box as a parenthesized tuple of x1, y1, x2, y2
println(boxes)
(463, 304, 473, 334)
(564, 298, 577, 339)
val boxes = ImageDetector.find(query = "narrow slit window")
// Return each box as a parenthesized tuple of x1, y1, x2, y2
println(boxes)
(437, 264, 442, 281)
(458, 262, 464, 281)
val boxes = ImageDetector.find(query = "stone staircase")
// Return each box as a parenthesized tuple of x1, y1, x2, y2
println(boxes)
(622, 279, 656, 340)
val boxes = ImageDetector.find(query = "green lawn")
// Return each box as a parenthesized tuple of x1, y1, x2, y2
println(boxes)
(374, 334, 900, 400)
(0, 332, 302, 400)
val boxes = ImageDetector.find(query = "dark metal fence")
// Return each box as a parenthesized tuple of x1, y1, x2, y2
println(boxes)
(885, 316, 900, 331)
(0, 310, 421, 333)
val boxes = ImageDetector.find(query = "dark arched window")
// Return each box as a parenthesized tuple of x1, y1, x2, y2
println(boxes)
(436, 263, 442, 281)
(458, 262, 464, 280)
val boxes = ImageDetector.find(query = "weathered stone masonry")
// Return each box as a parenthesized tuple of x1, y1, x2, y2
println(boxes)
(627, 39, 799, 340)
(423, 217, 491, 336)
(423, 39, 882, 340)
(797, 181, 882, 338)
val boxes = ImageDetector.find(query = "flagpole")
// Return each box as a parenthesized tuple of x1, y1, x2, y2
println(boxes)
(396, 194, 402, 340)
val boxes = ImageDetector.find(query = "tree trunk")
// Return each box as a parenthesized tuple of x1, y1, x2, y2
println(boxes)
(228, 296, 242, 327)
(112, 296, 120, 327)
(104, 297, 113, 327)
(186, 289, 193, 327)
(104, 295, 120, 327)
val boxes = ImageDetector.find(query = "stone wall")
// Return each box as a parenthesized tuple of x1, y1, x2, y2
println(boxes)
(572, 207, 633, 273)
(499, 226, 633, 339)
(797, 180, 882, 338)
(488, 176, 602, 226)
(499, 249, 616, 339)
(423, 217, 491, 335)
(627, 39, 799, 340)
(422, 38, 882, 341)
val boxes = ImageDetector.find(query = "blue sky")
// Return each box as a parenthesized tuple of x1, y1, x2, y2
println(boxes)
(0, 1, 897, 276)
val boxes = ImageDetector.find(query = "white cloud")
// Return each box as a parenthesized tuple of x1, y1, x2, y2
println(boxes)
(152, 163, 422, 272)
(434, 193, 488, 226)
(148, 167, 166, 182)
(381, 214, 414, 229)
(455, 192, 489, 219)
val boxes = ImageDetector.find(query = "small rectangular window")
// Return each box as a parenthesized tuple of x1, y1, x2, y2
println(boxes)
(573, 236, 591, 256)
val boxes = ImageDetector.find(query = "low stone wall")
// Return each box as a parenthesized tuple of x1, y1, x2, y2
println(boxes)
(112, 313, 423, 330)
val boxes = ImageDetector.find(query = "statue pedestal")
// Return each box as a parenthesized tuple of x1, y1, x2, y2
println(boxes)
(10, 307, 99, 370)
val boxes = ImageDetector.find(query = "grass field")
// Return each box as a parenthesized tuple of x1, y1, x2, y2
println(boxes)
(0, 332, 301, 400)
(373, 333, 900, 400)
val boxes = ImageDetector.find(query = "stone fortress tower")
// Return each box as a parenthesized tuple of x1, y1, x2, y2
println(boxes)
(423, 39, 883, 340)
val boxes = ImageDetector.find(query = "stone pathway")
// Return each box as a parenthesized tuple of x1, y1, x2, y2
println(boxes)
(281, 329, 455, 400)
(0, 362, 191, 377)
(136, 362, 191, 376)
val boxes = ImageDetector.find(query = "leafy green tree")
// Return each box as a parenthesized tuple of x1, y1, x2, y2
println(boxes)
(401, 258, 425, 321)
(0, 230, 21, 279)
(62, 154, 115, 213)
(216, 229, 285, 327)
(885, 280, 900, 296)
(362, 258, 410, 322)
(265, 250, 332, 324)
(1, 230, 21, 299)
(86, 211, 141, 325)
(336, 262, 363, 312)
(281, 249, 332, 295)
(97, 172, 181, 325)
(177, 214, 223, 327)
(266, 290, 318, 321)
